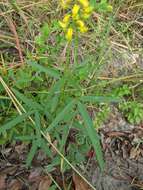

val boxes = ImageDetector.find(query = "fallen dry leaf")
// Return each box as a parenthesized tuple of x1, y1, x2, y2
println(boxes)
(15, 143, 26, 154)
(73, 173, 92, 190)
(0, 166, 17, 176)
(38, 176, 52, 190)
(37, 150, 47, 161)
(28, 168, 42, 182)
(0, 175, 6, 190)
(7, 179, 22, 190)
(130, 147, 141, 159)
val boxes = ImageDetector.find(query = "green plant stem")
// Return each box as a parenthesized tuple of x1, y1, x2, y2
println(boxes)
(0, 76, 97, 190)
(74, 35, 79, 66)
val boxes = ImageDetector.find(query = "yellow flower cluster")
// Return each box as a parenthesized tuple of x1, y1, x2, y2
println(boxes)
(59, 0, 93, 41)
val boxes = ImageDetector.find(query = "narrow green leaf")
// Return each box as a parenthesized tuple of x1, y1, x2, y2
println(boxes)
(41, 139, 52, 158)
(28, 61, 60, 79)
(47, 100, 76, 132)
(48, 185, 57, 190)
(0, 111, 34, 134)
(46, 78, 65, 113)
(12, 88, 43, 111)
(63, 110, 77, 123)
(51, 95, 60, 113)
(0, 96, 10, 100)
(35, 112, 42, 147)
(26, 140, 38, 167)
(80, 95, 121, 103)
(14, 135, 35, 141)
(78, 102, 104, 171)
(59, 127, 69, 153)
(49, 78, 65, 96)
(41, 23, 50, 38)
(90, 0, 97, 8)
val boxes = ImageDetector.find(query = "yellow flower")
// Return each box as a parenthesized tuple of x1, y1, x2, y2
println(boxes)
(60, 0, 72, 9)
(65, 27, 73, 41)
(81, 6, 93, 19)
(76, 20, 85, 28)
(79, 26, 88, 33)
(59, 0, 92, 41)
(76, 20, 88, 33)
(63, 14, 71, 23)
(82, 13, 91, 19)
(59, 21, 67, 29)
(59, 14, 71, 30)
(78, 0, 89, 8)
(84, 6, 93, 14)
(72, 4, 80, 19)
(107, 5, 113, 12)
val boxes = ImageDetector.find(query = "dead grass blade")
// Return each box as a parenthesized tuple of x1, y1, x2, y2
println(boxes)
(4, 16, 24, 65)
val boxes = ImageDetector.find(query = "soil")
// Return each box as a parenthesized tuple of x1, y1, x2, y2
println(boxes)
(85, 107, 143, 190)
(0, 109, 143, 190)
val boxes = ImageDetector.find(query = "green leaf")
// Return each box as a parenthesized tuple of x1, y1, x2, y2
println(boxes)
(12, 88, 43, 111)
(90, 0, 97, 7)
(45, 78, 65, 113)
(75, 152, 85, 163)
(59, 126, 69, 152)
(49, 78, 65, 96)
(41, 23, 50, 38)
(51, 95, 60, 113)
(0, 138, 7, 145)
(28, 61, 60, 79)
(35, 35, 45, 46)
(80, 95, 121, 103)
(48, 185, 57, 190)
(47, 100, 76, 132)
(35, 112, 42, 147)
(0, 96, 10, 100)
(26, 140, 38, 167)
(78, 102, 104, 171)
(50, 80, 63, 113)
(0, 111, 34, 134)
(41, 139, 52, 158)
(14, 135, 35, 141)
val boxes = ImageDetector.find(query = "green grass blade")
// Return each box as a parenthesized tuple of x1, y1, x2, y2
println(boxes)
(80, 95, 121, 103)
(51, 95, 60, 113)
(46, 78, 65, 113)
(90, 0, 97, 7)
(28, 61, 60, 79)
(12, 88, 43, 111)
(59, 126, 69, 153)
(26, 140, 38, 167)
(78, 102, 104, 171)
(35, 112, 42, 147)
(47, 100, 76, 132)
(0, 111, 34, 134)
(48, 78, 65, 97)
(43, 78, 64, 113)
(41, 139, 53, 158)
(0, 96, 10, 100)
(14, 135, 35, 141)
